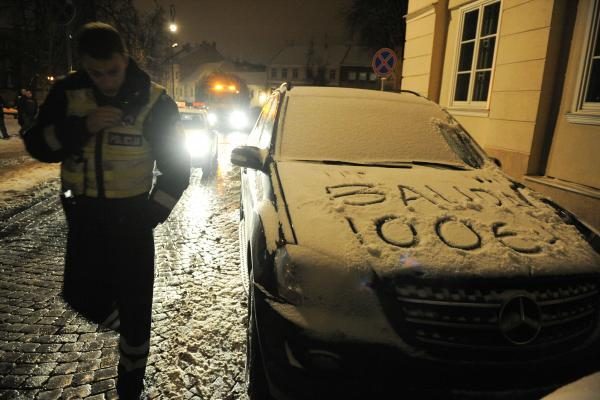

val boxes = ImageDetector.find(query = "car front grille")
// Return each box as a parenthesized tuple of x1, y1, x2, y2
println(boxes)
(383, 276, 600, 361)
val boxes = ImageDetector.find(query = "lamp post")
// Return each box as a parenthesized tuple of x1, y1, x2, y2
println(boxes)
(169, 4, 177, 98)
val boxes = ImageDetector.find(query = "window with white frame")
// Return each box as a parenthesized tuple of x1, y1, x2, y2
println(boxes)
(574, 0, 600, 115)
(452, 0, 501, 105)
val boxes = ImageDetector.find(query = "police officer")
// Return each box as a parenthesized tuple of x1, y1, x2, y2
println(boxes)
(23, 22, 190, 399)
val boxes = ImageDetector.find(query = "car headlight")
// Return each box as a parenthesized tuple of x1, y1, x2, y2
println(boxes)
(274, 245, 376, 307)
(229, 110, 248, 129)
(275, 247, 304, 305)
(207, 113, 218, 126)
(185, 130, 211, 157)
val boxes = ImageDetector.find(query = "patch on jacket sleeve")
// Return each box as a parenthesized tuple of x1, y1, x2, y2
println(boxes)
(108, 132, 143, 147)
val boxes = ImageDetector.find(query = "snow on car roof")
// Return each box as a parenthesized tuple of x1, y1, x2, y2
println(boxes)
(286, 86, 429, 104)
(278, 87, 474, 166)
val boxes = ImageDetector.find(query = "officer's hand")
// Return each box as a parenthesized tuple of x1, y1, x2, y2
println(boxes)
(86, 106, 123, 134)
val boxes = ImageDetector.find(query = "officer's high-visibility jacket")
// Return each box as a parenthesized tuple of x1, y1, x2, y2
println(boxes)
(24, 59, 190, 225)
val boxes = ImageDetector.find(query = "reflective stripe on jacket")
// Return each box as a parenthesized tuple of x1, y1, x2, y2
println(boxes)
(61, 84, 164, 198)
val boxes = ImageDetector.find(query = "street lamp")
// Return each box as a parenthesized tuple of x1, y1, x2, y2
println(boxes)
(169, 4, 177, 98)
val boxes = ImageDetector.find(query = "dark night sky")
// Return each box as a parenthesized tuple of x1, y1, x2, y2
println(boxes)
(135, 0, 355, 64)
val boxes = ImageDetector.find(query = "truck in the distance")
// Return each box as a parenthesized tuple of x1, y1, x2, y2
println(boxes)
(197, 72, 251, 132)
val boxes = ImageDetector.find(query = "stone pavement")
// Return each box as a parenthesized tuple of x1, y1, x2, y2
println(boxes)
(0, 165, 247, 400)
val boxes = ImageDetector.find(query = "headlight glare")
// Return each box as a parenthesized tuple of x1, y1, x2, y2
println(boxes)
(229, 110, 248, 130)
(185, 130, 211, 157)
(207, 113, 218, 126)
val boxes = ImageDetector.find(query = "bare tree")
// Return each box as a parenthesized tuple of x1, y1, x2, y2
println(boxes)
(92, 0, 168, 80)
(305, 39, 328, 86)
(345, 0, 408, 55)
(0, 0, 169, 96)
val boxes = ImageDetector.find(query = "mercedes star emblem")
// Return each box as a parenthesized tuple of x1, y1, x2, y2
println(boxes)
(499, 295, 542, 345)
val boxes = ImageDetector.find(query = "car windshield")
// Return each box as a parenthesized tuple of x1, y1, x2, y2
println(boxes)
(180, 113, 206, 130)
(278, 93, 484, 168)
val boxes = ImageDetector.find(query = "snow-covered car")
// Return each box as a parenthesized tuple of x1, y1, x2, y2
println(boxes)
(180, 109, 218, 176)
(231, 85, 600, 400)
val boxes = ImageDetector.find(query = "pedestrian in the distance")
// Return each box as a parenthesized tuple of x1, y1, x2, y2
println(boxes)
(15, 88, 26, 133)
(0, 94, 9, 139)
(23, 22, 190, 399)
(20, 89, 38, 135)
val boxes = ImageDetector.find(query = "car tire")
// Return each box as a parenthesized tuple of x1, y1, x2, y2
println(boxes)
(246, 272, 272, 400)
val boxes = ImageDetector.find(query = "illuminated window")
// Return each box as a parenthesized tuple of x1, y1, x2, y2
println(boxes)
(348, 71, 357, 81)
(571, 0, 600, 122)
(452, 0, 500, 105)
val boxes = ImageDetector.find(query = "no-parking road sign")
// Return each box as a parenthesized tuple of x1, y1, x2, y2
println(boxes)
(372, 48, 398, 78)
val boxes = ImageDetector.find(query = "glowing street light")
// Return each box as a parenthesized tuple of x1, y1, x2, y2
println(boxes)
(169, 23, 178, 33)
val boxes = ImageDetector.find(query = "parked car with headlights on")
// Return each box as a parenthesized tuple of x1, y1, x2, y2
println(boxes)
(180, 108, 218, 177)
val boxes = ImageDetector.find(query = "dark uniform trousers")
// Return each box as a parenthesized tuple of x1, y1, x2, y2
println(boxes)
(61, 194, 154, 399)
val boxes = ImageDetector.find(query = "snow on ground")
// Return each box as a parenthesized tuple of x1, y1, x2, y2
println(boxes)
(0, 117, 60, 216)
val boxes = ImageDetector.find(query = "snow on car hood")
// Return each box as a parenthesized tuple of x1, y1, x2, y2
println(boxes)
(276, 161, 600, 278)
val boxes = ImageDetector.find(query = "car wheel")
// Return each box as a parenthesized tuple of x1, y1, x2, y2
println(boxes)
(246, 272, 272, 400)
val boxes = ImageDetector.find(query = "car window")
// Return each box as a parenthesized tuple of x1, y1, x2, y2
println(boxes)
(247, 100, 271, 147)
(278, 95, 482, 167)
(258, 94, 279, 149)
(180, 112, 207, 130)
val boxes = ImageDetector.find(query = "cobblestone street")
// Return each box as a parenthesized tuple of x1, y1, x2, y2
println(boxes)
(0, 152, 248, 400)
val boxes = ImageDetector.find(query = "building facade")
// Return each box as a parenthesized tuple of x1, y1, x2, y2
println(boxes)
(268, 44, 378, 90)
(403, 0, 600, 231)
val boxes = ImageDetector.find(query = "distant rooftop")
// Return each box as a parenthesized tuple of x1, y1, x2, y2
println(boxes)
(269, 44, 375, 68)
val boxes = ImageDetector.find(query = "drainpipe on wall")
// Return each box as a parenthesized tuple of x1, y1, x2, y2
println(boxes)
(428, 0, 449, 103)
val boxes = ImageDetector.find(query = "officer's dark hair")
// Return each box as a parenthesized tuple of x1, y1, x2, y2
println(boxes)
(76, 22, 127, 59)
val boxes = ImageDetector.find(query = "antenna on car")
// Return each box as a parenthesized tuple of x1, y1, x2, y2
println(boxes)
(399, 89, 423, 97)
(279, 82, 293, 92)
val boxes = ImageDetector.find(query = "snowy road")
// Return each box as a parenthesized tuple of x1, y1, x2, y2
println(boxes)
(0, 146, 248, 399)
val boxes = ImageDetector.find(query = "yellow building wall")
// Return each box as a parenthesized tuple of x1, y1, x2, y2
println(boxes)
(545, 0, 600, 190)
(404, 0, 599, 229)
(408, 0, 437, 13)
(437, 0, 555, 180)
(403, 4, 437, 96)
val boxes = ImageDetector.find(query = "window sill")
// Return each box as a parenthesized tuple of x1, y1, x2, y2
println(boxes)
(565, 112, 600, 126)
(445, 107, 490, 118)
(524, 175, 600, 200)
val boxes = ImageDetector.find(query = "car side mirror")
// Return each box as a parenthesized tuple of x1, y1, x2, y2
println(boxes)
(231, 146, 266, 171)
